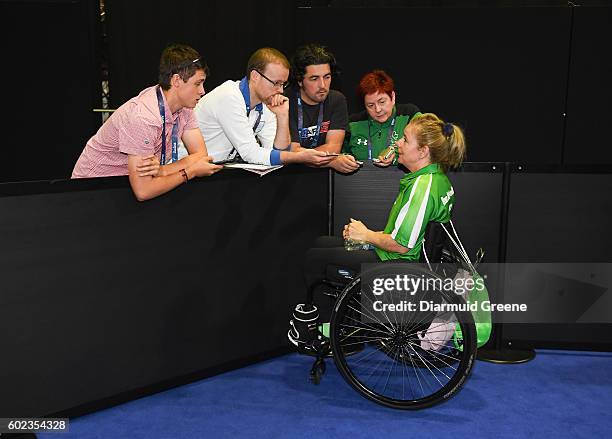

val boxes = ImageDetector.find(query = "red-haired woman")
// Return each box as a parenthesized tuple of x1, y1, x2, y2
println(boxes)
(343, 70, 421, 166)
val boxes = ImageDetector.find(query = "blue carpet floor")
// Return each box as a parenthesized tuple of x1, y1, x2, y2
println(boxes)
(40, 349, 612, 438)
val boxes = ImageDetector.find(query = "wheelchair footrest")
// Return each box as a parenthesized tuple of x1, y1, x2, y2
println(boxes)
(295, 339, 332, 358)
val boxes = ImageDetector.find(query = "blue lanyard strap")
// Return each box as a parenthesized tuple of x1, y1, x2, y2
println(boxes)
(297, 92, 325, 148)
(239, 77, 263, 132)
(367, 115, 396, 160)
(156, 86, 179, 164)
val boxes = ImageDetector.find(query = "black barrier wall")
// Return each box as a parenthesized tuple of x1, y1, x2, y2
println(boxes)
(503, 165, 612, 349)
(0, 167, 328, 417)
(2, 161, 611, 418)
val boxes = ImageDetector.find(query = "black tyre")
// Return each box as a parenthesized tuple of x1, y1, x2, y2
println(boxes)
(330, 264, 477, 410)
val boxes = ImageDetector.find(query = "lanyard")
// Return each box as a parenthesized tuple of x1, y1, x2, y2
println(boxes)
(239, 77, 263, 132)
(156, 86, 179, 164)
(297, 92, 325, 148)
(367, 115, 396, 160)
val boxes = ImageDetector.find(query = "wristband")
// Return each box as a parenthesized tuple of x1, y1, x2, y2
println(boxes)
(180, 168, 189, 183)
(270, 149, 282, 166)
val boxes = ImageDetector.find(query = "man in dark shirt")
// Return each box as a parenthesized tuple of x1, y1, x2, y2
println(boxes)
(286, 44, 360, 173)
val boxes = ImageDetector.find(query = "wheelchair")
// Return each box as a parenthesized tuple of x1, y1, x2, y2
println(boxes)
(289, 220, 484, 410)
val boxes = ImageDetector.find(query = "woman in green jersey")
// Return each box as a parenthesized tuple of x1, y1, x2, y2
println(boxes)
(289, 113, 467, 348)
(344, 113, 466, 261)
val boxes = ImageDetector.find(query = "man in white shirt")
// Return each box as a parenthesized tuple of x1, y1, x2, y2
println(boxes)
(194, 47, 335, 167)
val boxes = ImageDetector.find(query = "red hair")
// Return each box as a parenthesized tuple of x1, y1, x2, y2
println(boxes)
(358, 70, 394, 99)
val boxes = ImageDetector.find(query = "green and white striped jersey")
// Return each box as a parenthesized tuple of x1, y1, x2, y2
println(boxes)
(375, 163, 455, 261)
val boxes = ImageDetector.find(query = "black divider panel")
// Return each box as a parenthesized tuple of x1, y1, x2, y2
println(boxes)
(506, 169, 612, 262)
(0, 167, 328, 417)
(445, 166, 504, 264)
(296, 7, 570, 163)
(333, 162, 503, 262)
(333, 163, 405, 235)
(504, 167, 612, 349)
(564, 7, 612, 164)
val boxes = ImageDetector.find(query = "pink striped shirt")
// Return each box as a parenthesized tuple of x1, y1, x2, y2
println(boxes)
(72, 85, 198, 178)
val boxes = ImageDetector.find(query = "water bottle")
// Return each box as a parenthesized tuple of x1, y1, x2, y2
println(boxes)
(344, 238, 368, 251)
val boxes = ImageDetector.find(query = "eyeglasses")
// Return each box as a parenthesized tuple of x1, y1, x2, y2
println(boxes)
(256, 70, 288, 89)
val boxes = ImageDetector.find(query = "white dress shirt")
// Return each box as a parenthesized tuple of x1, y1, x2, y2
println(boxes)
(193, 80, 278, 165)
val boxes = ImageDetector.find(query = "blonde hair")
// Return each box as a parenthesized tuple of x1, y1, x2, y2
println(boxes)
(408, 113, 466, 171)
(246, 47, 290, 80)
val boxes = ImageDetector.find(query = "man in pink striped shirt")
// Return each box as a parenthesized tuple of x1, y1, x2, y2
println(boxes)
(72, 44, 222, 201)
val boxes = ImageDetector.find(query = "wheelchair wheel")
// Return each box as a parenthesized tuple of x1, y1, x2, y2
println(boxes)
(330, 264, 477, 410)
